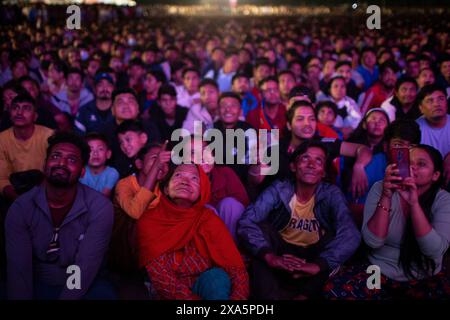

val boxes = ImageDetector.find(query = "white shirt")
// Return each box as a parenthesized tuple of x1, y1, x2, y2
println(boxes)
(175, 85, 201, 109)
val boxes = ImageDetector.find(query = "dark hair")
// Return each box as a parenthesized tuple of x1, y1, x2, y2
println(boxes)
(47, 131, 90, 167)
(418, 67, 434, 77)
(290, 139, 328, 164)
(406, 57, 419, 64)
(438, 54, 450, 66)
(379, 60, 399, 75)
(128, 58, 145, 68)
(212, 46, 225, 54)
(116, 120, 146, 136)
(136, 142, 163, 161)
(360, 46, 376, 58)
(157, 84, 177, 99)
(18, 75, 39, 89)
(66, 67, 84, 80)
(182, 67, 200, 79)
(145, 69, 167, 84)
(399, 144, 443, 279)
(316, 101, 338, 118)
(335, 60, 352, 70)
(49, 59, 68, 76)
(112, 88, 138, 102)
(225, 50, 238, 58)
(84, 132, 110, 149)
(258, 75, 278, 89)
(286, 100, 315, 124)
(416, 84, 447, 105)
(254, 58, 271, 70)
(395, 76, 418, 92)
(287, 59, 303, 69)
(11, 57, 27, 69)
(218, 91, 242, 105)
(11, 92, 36, 109)
(348, 109, 389, 150)
(238, 47, 253, 60)
(231, 72, 249, 84)
(285, 48, 299, 59)
(199, 78, 219, 91)
(289, 140, 331, 182)
(326, 75, 346, 96)
(384, 119, 421, 145)
(277, 70, 295, 81)
(288, 85, 314, 102)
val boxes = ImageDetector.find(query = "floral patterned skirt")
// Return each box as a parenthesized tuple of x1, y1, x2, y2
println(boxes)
(323, 263, 450, 300)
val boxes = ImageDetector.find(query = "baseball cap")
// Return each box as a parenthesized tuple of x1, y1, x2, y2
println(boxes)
(365, 107, 391, 123)
(95, 72, 114, 85)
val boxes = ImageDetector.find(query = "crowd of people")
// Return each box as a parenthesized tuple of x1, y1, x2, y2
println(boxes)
(1, 4, 450, 300)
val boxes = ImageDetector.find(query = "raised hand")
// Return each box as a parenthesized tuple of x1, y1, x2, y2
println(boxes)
(381, 163, 403, 198)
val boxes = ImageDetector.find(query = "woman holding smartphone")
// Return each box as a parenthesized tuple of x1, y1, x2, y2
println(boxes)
(324, 144, 450, 299)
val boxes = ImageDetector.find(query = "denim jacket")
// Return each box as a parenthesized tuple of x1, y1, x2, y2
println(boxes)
(237, 180, 361, 272)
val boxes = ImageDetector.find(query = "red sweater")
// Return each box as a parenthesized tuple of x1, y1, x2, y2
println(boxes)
(209, 166, 250, 208)
(245, 103, 287, 139)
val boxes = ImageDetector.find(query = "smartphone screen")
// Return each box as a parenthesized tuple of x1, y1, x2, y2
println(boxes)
(390, 147, 410, 179)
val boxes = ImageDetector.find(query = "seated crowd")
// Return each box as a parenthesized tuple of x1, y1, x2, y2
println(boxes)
(1, 5, 450, 300)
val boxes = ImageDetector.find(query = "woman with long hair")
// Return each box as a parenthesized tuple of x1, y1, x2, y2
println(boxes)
(325, 144, 450, 299)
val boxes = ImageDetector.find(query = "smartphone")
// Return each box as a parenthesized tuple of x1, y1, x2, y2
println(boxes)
(390, 147, 410, 179)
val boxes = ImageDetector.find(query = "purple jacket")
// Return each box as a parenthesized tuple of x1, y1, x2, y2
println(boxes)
(5, 183, 113, 300)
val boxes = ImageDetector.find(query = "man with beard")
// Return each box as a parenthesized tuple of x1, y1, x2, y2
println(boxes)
(74, 71, 115, 135)
(5, 131, 115, 300)
(231, 72, 258, 117)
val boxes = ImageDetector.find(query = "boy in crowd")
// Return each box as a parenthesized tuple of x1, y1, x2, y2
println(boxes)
(79, 133, 119, 198)
(183, 79, 220, 134)
(114, 143, 171, 220)
(316, 101, 342, 139)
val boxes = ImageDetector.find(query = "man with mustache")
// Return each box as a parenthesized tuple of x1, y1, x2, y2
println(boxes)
(5, 131, 115, 300)
(238, 140, 360, 300)
(0, 93, 53, 202)
(74, 71, 115, 135)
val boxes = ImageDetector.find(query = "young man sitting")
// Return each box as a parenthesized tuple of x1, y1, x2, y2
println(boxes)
(238, 140, 361, 300)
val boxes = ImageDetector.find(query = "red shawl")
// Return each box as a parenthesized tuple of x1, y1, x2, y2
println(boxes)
(137, 165, 244, 270)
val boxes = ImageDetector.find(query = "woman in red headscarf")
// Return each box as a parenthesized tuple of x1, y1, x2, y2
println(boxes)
(137, 163, 249, 300)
